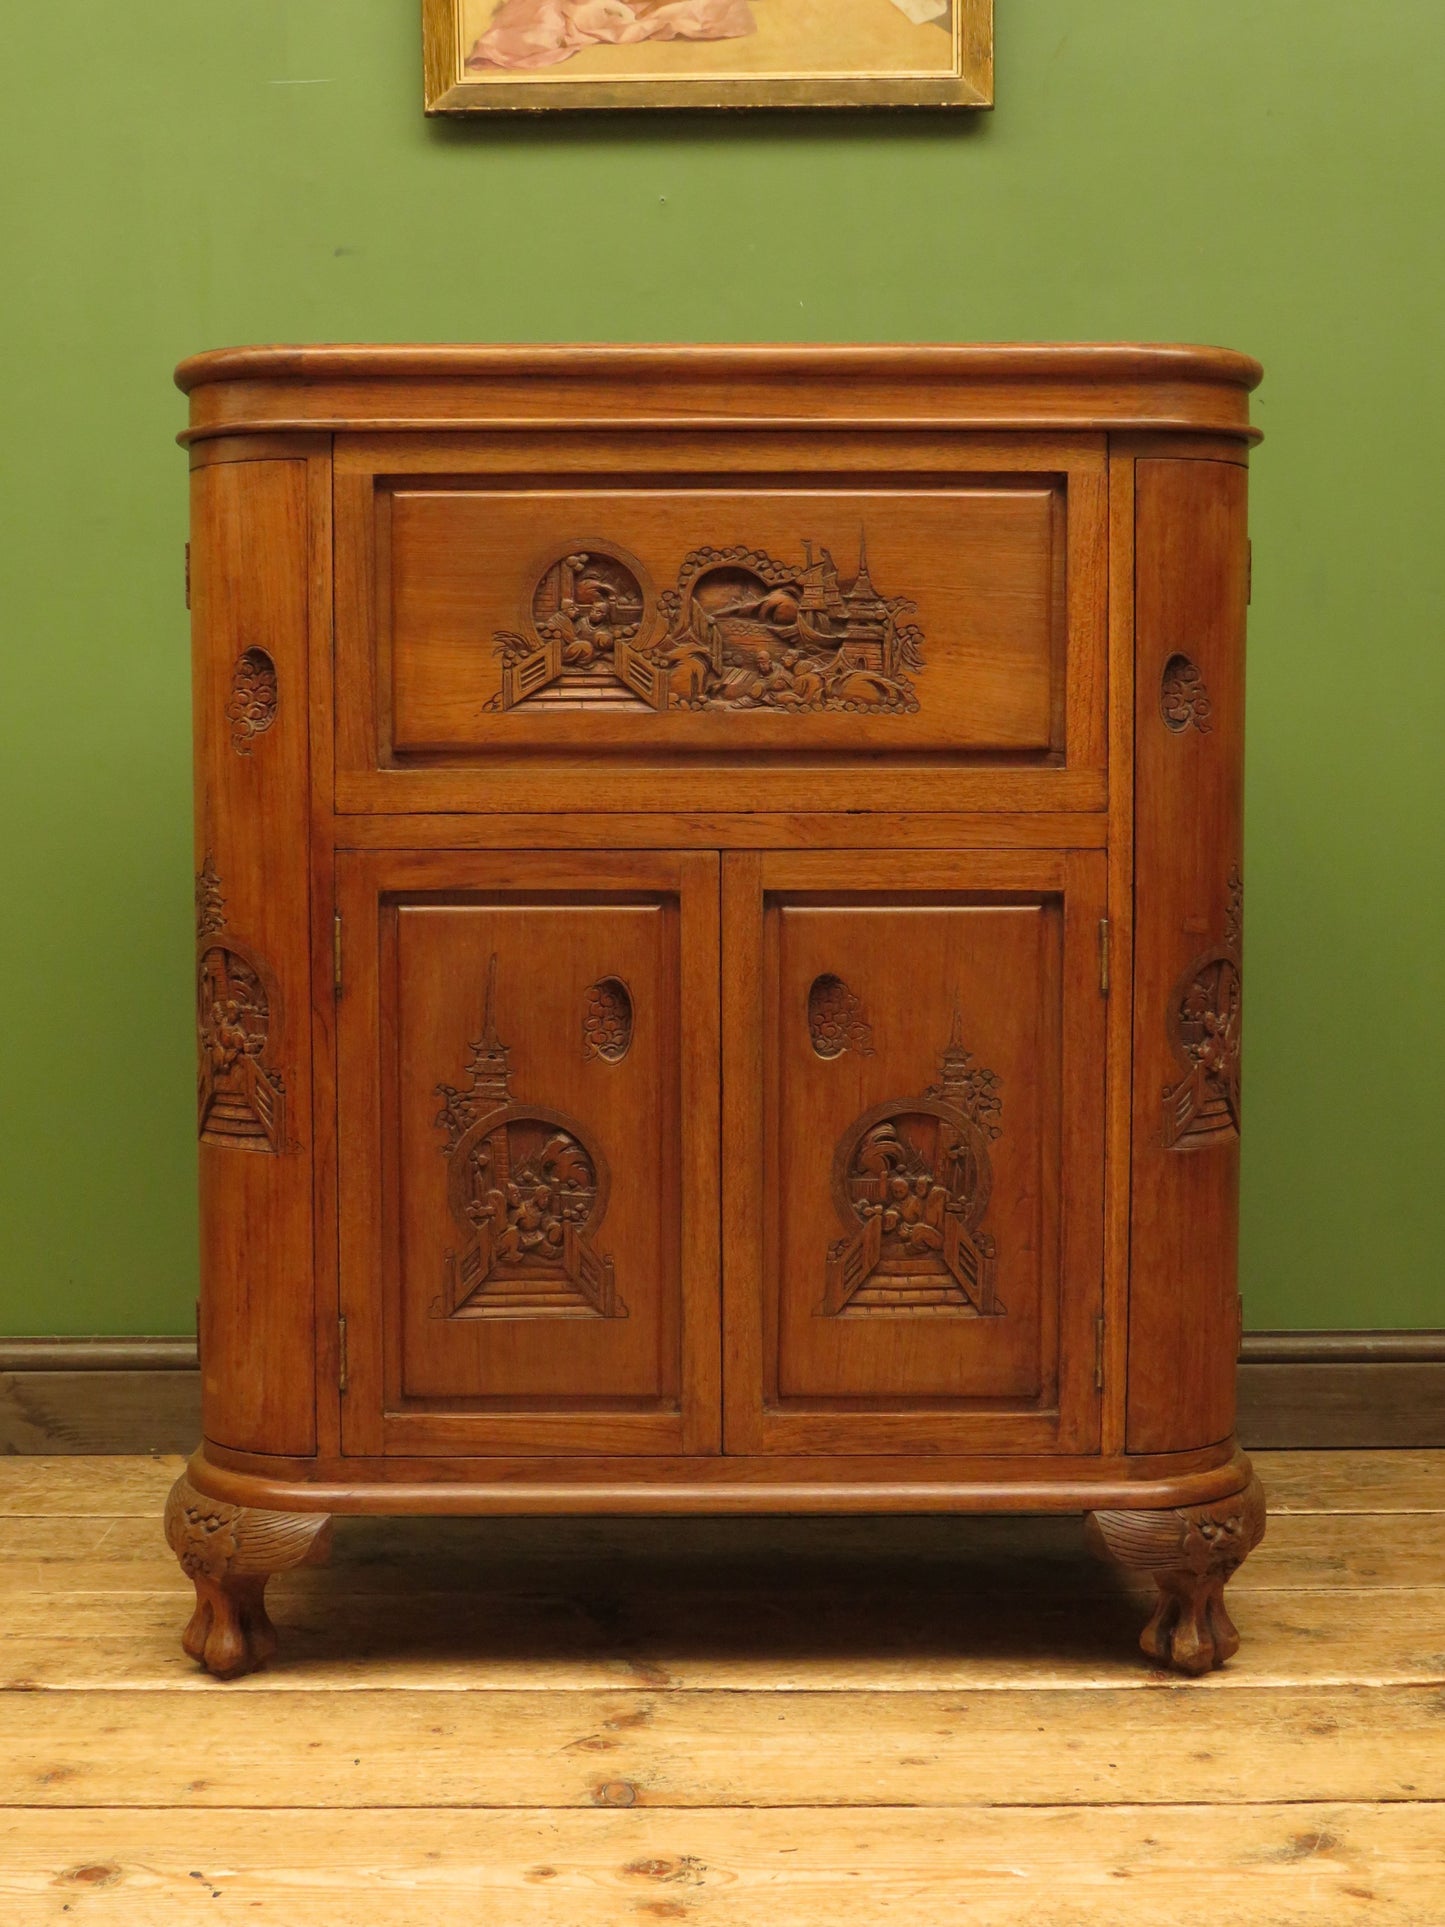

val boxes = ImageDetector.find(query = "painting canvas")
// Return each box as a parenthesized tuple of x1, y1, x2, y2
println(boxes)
(424, 0, 993, 111)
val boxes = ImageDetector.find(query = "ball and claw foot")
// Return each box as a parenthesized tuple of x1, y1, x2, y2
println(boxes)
(1085, 1472, 1266, 1675)
(164, 1473, 333, 1680)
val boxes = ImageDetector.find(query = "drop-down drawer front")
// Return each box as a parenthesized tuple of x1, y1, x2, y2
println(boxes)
(333, 432, 1108, 817)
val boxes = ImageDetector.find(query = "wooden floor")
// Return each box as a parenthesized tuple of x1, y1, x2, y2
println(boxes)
(2, 1453, 1444, 1924)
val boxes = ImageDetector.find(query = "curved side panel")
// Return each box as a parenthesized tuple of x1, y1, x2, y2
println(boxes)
(1128, 459, 1248, 1453)
(191, 458, 315, 1455)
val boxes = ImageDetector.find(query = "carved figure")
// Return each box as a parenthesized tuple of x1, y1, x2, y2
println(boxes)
(434, 956, 624, 1319)
(194, 859, 286, 1152)
(1162, 867, 1243, 1148)
(823, 1011, 1003, 1318)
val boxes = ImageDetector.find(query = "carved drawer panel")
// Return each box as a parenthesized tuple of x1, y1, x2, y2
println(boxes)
(334, 436, 1107, 815)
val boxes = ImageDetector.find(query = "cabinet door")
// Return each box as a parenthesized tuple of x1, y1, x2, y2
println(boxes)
(337, 850, 719, 1455)
(722, 851, 1106, 1456)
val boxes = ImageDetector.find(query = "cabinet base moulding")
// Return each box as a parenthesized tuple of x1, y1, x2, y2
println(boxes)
(183, 1443, 1257, 1519)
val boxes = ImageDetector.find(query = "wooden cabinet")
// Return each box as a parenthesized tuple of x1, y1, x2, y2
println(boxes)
(167, 346, 1266, 1683)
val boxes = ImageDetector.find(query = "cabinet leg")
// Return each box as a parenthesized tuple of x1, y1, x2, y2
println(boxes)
(164, 1473, 332, 1680)
(1085, 1473, 1266, 1675)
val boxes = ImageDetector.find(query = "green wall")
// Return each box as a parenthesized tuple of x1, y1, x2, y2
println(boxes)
(1, 2, 1441, 1335)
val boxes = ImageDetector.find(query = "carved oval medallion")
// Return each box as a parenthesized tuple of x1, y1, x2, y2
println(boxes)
(1159, 653, 1213, 734)
(583, 978, 634, 1064)
(225, 647, 279, 754)
(807, 974, 874, 1060)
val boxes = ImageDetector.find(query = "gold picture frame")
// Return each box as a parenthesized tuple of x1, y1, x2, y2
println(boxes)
(423, 0, 993, 113)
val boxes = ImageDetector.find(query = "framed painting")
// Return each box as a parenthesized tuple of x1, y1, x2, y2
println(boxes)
(423, 0, 993, 112)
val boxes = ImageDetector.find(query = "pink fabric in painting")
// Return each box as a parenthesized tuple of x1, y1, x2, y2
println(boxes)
(467, 0, 756, 72)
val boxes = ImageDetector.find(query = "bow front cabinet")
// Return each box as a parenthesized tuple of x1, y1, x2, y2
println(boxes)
(167, 345, 1264, 1680)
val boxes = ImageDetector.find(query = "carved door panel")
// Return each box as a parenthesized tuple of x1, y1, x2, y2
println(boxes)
(336, 850, 720, 1456)
(722, 851, 1106, 1456)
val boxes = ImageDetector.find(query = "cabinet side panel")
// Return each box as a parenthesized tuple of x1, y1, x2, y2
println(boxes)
(1127, 460, 1247, 1454)
(191, 458, 315, 1455)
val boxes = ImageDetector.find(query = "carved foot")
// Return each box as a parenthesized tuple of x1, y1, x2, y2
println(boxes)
(1085, 1473, 1266, 1675)
(164, 1474, 332, 1679)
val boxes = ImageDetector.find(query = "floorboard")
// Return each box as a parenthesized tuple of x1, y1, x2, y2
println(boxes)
(1, 1451, 1441, 1926)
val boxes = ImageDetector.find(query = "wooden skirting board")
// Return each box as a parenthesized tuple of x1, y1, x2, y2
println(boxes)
(2, 1332, 1443, 1455)
(0, 1340, 200, 1455)
(1236, 1330, 1445, 1449)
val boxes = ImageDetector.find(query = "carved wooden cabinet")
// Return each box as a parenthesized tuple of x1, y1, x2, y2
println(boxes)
(169, 345, 1265, 1681)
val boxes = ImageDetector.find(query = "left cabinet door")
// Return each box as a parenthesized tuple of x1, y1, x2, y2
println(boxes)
(336, 850, 720, 1456)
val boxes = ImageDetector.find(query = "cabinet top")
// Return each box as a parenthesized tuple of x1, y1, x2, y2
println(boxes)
(175, 342, 1262, 444)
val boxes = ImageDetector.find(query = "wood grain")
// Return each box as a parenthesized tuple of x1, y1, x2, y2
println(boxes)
(1127, 458, 1249, 1454)
(1238, 1361, 1445, 1448)
(190, 456, 316, 1458)
(174, 343, 1265, 440)
(0, 1373, 198, 1455)
(8, 1804, 1444, 1924)
(6, 1683, 1445, 1809)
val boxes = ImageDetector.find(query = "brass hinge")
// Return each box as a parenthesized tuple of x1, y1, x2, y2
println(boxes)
(1098, 918, 1111, 995)
(194, 1298, 202, 1373)
(333, 910, 343, 999)
(338, 1315, 349, 1395)
(1247, 539, 1253, 605)
(1095, 1313, 1106, 1392)
(184, 542, 191, 611)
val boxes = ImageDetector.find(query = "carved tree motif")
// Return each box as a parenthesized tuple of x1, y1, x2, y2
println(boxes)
(225, 647, 279, 754)
(1162, 867, 1243, 1150)
(808, 974, 874, 1060)
(485, 532, 924, 716)
(1087, 1474, 1266, 1675)
(195, 857, 286, 1152)
(1159, 652, 1213, 733)
(823, 1012, 1003, 1319)
(583, 978, 633, 1063)
(195, 855, 226, 937)
(434, 956, 624, 1320)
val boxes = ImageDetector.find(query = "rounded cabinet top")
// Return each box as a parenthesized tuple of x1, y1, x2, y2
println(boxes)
(175, 342, 1262, 443)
